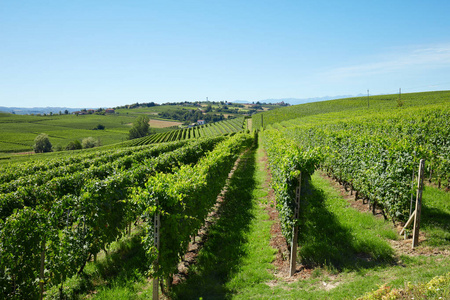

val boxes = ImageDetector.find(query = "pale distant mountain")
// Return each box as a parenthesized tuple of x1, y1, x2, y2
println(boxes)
(0, 107, 90, 115)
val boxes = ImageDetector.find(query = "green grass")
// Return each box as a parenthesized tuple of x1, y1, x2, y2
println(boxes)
(298, 172, 396, 270)
(421, 185, 450, 248)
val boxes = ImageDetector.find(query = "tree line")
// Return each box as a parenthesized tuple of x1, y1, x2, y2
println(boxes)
(33, 134, 101, 153)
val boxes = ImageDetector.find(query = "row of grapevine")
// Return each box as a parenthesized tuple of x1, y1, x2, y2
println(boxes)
(274, 103, 450, 221)
(0, 140, 189, 193)
(124, 117, 246, 147)
(0, 146, 118, 183)
(0, 136, 230, 299)
(261, 130, 321, 242)
(131, 132, 253, 285)
(0, 140, 199, 220)
(0, 140, 190, 185)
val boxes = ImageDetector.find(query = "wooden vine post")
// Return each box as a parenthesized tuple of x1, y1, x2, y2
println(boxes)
(400, 159, 425, 249)
(412, 159, 425, 248)
(153, 210, 161, 300)
(39, 238, 46, 300)
(290, 173, 301, 277)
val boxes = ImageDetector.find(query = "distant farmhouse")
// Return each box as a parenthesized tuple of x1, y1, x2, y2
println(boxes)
(72, 111, 87, 115)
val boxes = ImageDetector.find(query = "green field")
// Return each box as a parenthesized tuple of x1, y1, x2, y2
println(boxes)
(0, 104, 240, 155)
(0, 113, 135, 153)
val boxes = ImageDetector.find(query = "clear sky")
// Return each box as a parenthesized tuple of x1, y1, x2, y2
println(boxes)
(1, 0, 450, 108)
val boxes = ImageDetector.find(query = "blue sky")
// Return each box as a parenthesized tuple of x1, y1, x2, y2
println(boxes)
(1, 1, 450, 108)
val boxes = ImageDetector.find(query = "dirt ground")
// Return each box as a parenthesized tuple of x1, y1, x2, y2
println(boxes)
(259, 150, 316, 282)
(13, 151, 34, 155)
(148, 119, 182, 128)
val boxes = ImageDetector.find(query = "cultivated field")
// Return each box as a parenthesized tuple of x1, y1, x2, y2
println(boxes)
(0, 104, 242, 157)
(148, 119, 182, 128)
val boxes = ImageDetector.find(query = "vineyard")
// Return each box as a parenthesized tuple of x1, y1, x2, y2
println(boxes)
(0, 133, 253, 299)
(262, 102, 449, 225)
(253, 93, 449, 298)
(123, 117, 246, 147)
(0, 91, 449, 299)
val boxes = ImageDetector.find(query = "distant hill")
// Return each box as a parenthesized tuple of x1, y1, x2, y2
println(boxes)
(0, 107, 92, 115)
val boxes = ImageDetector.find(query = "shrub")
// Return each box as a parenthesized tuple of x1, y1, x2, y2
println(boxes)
(82, 137, 100, 149)
(128, 115, 150, 139)
(54, 145, 63, 152)
(33, 133, 52, 153)
(66, 140, 82, 150)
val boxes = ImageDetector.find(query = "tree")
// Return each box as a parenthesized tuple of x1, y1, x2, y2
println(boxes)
(66, 140, 82, 150)
(54, 144, 63, 152)
(128, 115, 150, 139)
(82, 137, 100, 149)
(33, 133, 52, 153)
(93, 124, 105, 130)
(64, 110, 69, 115)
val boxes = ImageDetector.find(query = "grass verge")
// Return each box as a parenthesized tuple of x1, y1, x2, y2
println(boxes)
(298, 172, 397, 270)
(421, 185, 450, 248)
(171, 144, 276, 299)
